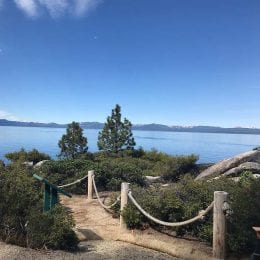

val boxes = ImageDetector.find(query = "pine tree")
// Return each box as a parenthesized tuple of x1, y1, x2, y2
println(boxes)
(97, 104, 135, 153)
(58, 121, 88, 159)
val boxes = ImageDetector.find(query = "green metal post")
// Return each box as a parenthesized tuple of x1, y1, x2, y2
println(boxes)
(44, 183, 51, 212)
(33, 174, 72, 212)
(50, 188, 58, 209)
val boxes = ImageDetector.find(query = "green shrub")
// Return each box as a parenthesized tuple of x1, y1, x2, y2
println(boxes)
(39, 158, 145, 193)
(0, 165, 41, 246)
(5, 148, 51, 164)
(93, 147, 145, 160)
(226, 176, 260, 253)
(74, 152, 95, 161)
(0, 164, 78, 250)
(38, 159, 95, 194)
(122, 204, 145, 229)
(120, 174, 260, 255)
(36, 151, 199, 193)
(142, 149, 171, 162)
(27, 206, 78, 250)
(0, 160, 5, 171)
(30, 148, 199, 194)
(94, 159, 146, 191)
(160, 154, 199, 181)
(109, 192, 121, 217)
(140, 150, 199, 179)
(122, 184, 184, 230)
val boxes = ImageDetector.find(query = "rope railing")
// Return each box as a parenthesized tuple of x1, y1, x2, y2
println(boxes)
(87, 171, 227, 259)
(58, 175, 88, 188)
(92, 175, 120, 211)
(128, 190, 214, 227)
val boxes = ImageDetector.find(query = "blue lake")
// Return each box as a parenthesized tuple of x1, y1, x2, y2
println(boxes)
(1, 126, 260, 163)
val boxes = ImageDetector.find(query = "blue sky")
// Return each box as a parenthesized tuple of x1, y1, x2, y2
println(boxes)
(0, 0, 260, 127)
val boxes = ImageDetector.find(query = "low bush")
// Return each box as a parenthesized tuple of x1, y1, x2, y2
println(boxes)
(93, 147, 145, 160)
(0, 160, 5, 170)
(160, 154, 199, 181)
(35, 150, 199, 192)
(38, 156, 147, 192)
(109, 192, 121, 218)
(94, 158, 146, 191)
(27, 206, 78, 250)
(0, 164, 78, 250)
(140, 150, 199, 179)
(5, 148, 51, 164)
(121, 174, 260, 255)
(38, 159, 95, 194)
(142, 149, 172, 162)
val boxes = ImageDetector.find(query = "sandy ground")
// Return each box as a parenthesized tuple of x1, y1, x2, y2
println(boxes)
(0, 240, 177, 260)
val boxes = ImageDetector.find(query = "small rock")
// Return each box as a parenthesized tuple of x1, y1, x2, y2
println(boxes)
(34, 160, 49, 168)
(22, 161, 33, 167)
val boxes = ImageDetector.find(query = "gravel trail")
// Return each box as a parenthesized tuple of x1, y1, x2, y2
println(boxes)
(0, 240, 178, 260)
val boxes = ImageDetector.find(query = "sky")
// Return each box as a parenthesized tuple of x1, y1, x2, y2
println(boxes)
(0, 0, 260, 127)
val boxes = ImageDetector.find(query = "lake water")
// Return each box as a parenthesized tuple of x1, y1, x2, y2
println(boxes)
(1, 126, 260, 163)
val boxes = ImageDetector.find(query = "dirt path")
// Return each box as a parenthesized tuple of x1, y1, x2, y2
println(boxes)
(0, 240, 176, 260)
(61, 194, 214, 260)
(61, 194, 120, 241)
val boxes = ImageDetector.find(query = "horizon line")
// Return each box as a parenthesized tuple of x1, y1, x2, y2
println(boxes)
(0, 118, 259, 130)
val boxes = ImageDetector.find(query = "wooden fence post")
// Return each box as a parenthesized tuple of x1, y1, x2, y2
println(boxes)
(120, 182, 129, 230)
(88, 170, 94, 200)
(213, 191, 228, 260)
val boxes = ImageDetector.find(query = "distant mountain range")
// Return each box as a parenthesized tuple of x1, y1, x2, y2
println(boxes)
(1, 119, 260, 135)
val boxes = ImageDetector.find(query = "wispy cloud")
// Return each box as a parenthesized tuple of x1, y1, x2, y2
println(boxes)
(14, 0, 38, 17)
(38, 0, 69, 18)
(12, 0, 102, 18)
(0, 110, 20, 121)
(74, 0, 101, 17)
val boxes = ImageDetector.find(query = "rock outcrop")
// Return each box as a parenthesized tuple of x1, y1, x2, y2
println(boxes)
(195, 150, 260, 180)
(145, 176, 161, 184)
(222, 162, 260, 177)
(33, 160, 49, 168)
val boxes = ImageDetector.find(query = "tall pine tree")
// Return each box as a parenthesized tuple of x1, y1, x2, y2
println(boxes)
(58, 121, 88, 159)
(97, 104, 135, 153)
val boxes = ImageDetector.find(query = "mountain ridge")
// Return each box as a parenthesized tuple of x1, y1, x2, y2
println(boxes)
(1, 119, 260, 135)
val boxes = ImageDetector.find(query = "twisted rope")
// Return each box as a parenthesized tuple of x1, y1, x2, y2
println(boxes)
(92, 175, 120, 211)
(58, 175, 88, 188)
(128, 191, 214, 227)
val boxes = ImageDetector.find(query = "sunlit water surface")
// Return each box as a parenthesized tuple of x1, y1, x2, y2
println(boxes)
(1, 126, 260, 163)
